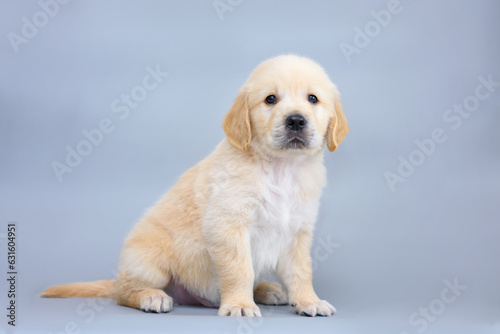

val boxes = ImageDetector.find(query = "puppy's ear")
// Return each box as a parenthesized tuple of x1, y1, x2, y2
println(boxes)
(327, 98, 349, 152)
(223, 90, 252, 151)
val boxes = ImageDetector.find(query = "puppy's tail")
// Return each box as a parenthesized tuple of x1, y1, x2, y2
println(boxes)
(40, 280, 115, 298)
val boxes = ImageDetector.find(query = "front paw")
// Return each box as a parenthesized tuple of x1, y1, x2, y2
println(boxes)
(218, 301, 262, 317)
(294, 300, 336, 317)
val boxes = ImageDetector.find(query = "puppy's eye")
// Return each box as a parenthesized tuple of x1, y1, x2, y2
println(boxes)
(265, 95, 277, 105)
(308, 94, 318, 104)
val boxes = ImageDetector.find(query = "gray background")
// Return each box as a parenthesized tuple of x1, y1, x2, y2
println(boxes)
(1, 0, 499, 333)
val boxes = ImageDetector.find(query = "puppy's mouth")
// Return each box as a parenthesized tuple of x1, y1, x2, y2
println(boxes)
(284, 134, 307, 149)
(275, 131, 310, 150)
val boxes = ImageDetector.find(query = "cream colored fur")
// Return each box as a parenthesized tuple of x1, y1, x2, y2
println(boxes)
(40, 55, 349, 317)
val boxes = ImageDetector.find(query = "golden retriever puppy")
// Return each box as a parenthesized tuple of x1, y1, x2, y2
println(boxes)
(41, 55, 349, 317)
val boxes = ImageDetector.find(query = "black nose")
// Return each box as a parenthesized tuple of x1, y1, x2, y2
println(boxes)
(285, 114, 307, 132)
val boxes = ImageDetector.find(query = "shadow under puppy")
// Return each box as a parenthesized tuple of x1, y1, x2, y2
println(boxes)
(41, 54, 349, 317)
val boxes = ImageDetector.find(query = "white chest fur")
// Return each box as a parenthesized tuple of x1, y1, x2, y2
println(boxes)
(249, 157, 324, 280)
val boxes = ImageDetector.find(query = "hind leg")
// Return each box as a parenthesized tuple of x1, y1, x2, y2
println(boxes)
(114, 287, 173, 313)
(112, 239, 174, 313)
(254, 281, 288, 305)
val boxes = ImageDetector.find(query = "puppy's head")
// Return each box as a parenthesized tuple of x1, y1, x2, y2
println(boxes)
(223, 55, 348, 156)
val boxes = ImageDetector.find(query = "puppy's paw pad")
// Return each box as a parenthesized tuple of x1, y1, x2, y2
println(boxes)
(254, 282, 288, 305)
(218, 302, 262, 317)
(294, 300, 336, 317)
(139, 289, 173, 313)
